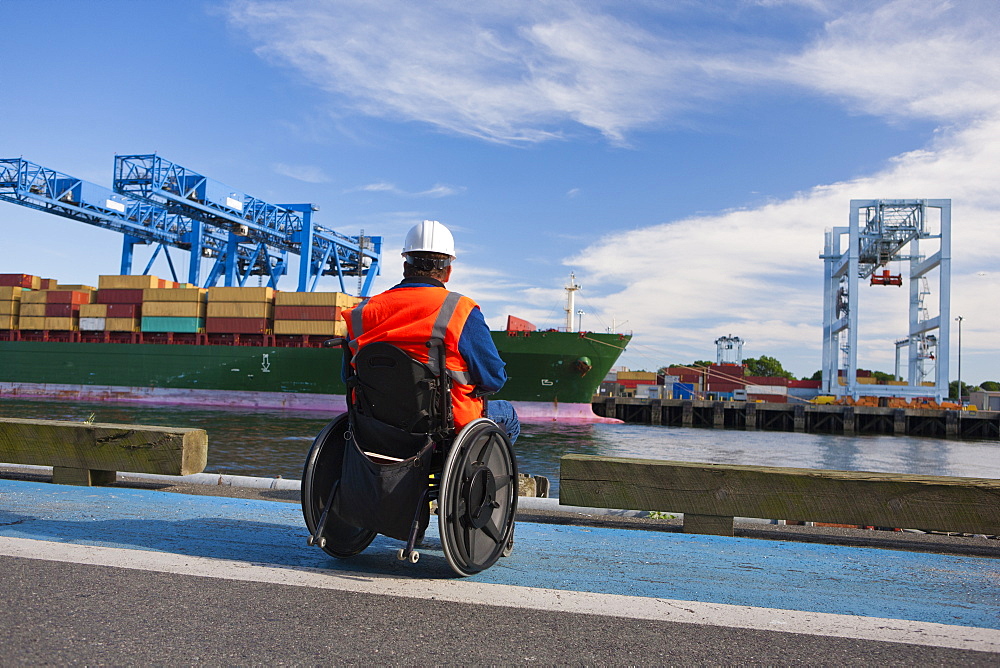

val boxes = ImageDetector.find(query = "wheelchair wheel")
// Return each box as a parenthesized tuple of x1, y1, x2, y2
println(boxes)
(438, 418, 518, 577)
(301, 414, 377, 558)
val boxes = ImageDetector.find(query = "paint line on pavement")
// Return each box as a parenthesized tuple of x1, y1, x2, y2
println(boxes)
(1, 535, 997, 654)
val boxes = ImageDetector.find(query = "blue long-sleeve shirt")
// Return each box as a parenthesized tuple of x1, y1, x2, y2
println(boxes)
(344, 277, 507, 393)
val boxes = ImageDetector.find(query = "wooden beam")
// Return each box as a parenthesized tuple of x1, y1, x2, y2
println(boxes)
(560, 454, 1000, 535)
(0, 418, 207, 485)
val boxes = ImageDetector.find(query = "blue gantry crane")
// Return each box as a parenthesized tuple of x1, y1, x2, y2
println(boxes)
(113, 154, 380, 294)
(0, 154, 381, 295)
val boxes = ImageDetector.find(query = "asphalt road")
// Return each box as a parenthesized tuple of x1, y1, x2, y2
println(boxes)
(1, 472, 998, 665)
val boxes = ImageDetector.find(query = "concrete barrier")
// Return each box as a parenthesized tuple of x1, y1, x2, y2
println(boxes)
(560, 454, 1000, 536)
(0, 417, 207, 486)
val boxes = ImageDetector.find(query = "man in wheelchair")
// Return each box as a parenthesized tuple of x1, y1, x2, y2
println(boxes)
(301, 221, 520, 576)
(345, 219, 519, 444)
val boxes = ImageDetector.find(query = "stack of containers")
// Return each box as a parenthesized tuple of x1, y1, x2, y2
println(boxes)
(91, 275, 162, 332)
(142, 286, 207, 333)
(272, 291, 356, 337)
(0, 286, 23, 330)
(206, 287, 275, 334)
(19, 288, 93, 330)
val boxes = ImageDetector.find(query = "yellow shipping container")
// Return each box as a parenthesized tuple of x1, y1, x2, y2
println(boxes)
(19, 304, 47, 317)
(44, 316, 79, 331)
(0, 314, 17, 329)
(273, 320, 346, 336)
(857, 377, 876, 385)
(80, 303, 109, 318)
(142, 301, 207, 318)
(617, 371, 658, 381)
(21, 291, 48, 304)
(275, 291, 357, 307)
(19, 316, 46, 330)
(98, 275, 162, 290)
(0, 301, 20, 316)
(143, 287, 207, 302)
(207, 286, 274, 302)
(55, 284, 97, 293)
(207, 302, 274, 318)
(0, 287, 23, 300)
(105, 317, 140, 332)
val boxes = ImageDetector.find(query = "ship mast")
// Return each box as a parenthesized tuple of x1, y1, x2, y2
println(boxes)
(565, 272, 581, 332)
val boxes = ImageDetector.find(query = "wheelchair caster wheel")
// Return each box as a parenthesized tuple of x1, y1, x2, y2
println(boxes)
(396, 548, 406, 561)
(502, 537, 514, 558)
(409, 550, 420, 564)
(306, 535, 315, 546)
(317, 537, 326, 548)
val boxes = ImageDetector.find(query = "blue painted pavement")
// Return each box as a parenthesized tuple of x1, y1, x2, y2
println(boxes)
(0, 478, 997, 629)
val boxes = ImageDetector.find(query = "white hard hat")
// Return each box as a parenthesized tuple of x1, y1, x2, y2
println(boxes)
(402, 220, 456, 258)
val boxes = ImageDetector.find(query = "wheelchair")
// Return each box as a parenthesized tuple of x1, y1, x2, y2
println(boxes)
(301, 337, 518, 577)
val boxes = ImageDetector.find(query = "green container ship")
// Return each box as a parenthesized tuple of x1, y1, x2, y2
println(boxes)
(0, 330, 630, 421)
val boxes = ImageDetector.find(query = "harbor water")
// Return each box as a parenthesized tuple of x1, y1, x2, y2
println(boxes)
(1, 398, 998, 494)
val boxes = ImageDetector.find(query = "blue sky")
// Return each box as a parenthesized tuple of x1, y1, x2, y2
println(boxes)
(2, 0, 999, 382)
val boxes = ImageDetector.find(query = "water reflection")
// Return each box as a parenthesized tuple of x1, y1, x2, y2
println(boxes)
(1, 398, 996, 493)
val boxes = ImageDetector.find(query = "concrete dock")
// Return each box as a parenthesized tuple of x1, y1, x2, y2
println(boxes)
(0, 475, 997, 664)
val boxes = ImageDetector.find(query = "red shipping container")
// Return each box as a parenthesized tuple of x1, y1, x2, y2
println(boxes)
(46, 290, 92, 305)
(0, 274, 37, 288)
(206, 317, 272, 334)
(96, 289, 145, 304)
(44, 303, 80, 317)
(273, 305, 341, 321)
(107, 303, 140, 318)
(39, 278, 58, 289)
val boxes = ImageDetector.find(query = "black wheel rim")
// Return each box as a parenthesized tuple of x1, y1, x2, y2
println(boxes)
(439, 419, 518, 576)
(301, 414, 377, 558)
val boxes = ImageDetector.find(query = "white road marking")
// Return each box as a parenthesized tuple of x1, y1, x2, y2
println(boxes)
(2, 535, 997, 653)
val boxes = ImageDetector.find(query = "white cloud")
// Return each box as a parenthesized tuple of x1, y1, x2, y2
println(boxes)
(346, 182, 464, 198)
(272, 162, 330, 183)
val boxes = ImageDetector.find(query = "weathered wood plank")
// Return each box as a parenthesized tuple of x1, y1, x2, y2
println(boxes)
(560, 454, 1000, 535)
(0, 418, 208, 482)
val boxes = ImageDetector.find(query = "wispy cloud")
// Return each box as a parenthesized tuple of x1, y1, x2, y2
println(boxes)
(272, 162, 330, 183)
(346, 182, 464, 198)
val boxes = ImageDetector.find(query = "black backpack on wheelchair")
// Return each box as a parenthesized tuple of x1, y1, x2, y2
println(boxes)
(301, 337, 518, 577)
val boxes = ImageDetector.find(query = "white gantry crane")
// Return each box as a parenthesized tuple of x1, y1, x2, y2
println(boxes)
(821, 199, 951, 402)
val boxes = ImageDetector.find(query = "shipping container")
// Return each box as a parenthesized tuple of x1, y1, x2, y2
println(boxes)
(142, 287, 207, 302)
(0, 301, 19, 317)
(19, 316, 46, 330)
(79, 317, 106, 331)
(21, 291, 48, 304)
(43, 316, 79, 331)
(105, 317, 140, 332)
(207, 286, 274, 302)
(616, 371, 657, 381)
(19, 304, 47, 317)
(273, 305, 341, 321)
(98, 275, 161, 290)
(141, 316, 205, 333)
(44, 303, 79, 318)
(55, 284, 97, 293)
(273, 320, 346, 336)
(274, 291, 355, 307)
(0, 314, 18, 329)
(96, 289, 145, 304)
(80, 304, 108, 318)
(142, 301, 207, 318)
(0, 274, 40, 289)
(106, 303, 140, 318)
(207, 302, 274, 319)
(205, 317, 272, 334)
(45, 290, 92, 305)
(0, 287, 24, 300)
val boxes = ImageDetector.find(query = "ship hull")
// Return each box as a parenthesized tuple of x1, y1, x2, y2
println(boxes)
(0, 331, 630, 422)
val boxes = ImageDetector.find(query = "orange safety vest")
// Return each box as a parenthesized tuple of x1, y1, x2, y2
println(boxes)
(344, 286, 484, 428)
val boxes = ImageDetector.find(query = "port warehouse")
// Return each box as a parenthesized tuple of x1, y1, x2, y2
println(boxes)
(0, 272, 359, 345)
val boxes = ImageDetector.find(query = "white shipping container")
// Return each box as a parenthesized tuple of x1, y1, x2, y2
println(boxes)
(746, 384, 787, 395)
(80, 317, 106, 331)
